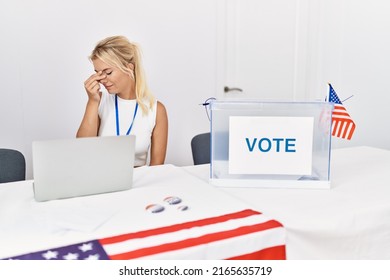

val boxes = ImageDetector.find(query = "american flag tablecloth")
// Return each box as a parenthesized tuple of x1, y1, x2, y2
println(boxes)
(3, 209, 285, 260)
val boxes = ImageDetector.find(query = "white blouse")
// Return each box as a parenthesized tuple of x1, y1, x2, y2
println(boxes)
(98, 91, 157, 166)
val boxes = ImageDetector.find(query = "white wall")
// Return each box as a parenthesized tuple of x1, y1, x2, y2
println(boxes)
(1, 0, 390, 180)
(0, 0, 216, 178)
(306, 0, 390, 149)
(218, 0, 390, 152)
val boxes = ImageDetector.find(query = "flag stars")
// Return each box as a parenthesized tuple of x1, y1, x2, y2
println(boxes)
(84, 254, 100, 260)
(63, 252, 79, 260)
(42, 250, 58, 260)
(78, 243, 93, 252)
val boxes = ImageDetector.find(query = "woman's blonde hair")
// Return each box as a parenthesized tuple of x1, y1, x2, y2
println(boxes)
(90, 36, 154, 114)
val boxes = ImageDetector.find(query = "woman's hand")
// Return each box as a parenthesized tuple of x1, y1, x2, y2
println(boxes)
(84, 71, 106, 102)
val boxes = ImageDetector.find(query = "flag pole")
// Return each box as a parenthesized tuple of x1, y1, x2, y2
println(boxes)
(342, 95, 354, 103)
(326, 83, 332, 102)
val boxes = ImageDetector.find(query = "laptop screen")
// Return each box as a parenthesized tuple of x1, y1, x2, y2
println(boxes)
(32, 136, 135, 201)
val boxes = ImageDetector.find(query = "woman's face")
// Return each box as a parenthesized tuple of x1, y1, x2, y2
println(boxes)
(92, 58, 134, 98)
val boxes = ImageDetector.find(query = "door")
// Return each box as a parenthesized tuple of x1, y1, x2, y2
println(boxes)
(217, 0, 315, 101)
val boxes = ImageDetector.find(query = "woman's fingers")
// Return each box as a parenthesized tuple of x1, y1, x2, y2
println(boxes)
(84, 72, 105, 87)
(84, 71, 106, 97)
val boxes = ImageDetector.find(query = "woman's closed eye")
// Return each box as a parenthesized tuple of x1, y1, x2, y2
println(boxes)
(105, 70, 113, 75)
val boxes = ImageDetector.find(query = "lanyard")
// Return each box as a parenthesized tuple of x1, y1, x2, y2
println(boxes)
(115, 94, 138, 136)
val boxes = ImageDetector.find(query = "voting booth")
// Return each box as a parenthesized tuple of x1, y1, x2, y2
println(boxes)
(210, 101, 333, 189)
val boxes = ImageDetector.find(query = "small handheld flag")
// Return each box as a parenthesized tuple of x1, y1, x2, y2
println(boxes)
(328, 83, 356, 140)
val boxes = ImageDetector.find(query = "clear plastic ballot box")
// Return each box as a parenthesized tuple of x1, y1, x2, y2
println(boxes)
(209, 100, 333, 189)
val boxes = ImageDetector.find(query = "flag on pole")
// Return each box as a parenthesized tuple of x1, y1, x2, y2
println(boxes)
(328, 83, 356, 140)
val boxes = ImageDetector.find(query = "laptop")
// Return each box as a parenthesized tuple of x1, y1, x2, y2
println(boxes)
(32, 136, 135, 202)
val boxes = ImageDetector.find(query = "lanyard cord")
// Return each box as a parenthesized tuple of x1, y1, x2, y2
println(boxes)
(115, 94, 138, 136)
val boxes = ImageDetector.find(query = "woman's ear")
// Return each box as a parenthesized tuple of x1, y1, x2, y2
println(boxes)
(128, 63, 135, 71)
(127, 63, 135, 79)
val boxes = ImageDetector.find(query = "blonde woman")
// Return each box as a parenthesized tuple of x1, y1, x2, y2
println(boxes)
(77, 36, 168, 166)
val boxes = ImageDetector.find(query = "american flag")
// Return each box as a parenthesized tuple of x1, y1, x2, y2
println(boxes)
(3, 209, 286, 260)
(328, 84, 356, 140)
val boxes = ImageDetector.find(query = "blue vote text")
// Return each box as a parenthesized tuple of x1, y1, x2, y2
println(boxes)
(245, 137, 296, 152)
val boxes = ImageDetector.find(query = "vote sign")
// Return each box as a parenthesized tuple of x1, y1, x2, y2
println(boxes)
(228, 116, 314, 175)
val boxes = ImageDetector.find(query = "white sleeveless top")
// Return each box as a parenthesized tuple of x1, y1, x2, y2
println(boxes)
(98, 91, 157, 166)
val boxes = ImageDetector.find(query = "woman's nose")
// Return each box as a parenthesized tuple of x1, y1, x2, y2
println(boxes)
(100, 75, 108, 84)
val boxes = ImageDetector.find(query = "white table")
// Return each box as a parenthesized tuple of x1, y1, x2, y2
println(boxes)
(0, 164, 285, 260)
(184, 146, 390, 259)
(1, 146, 389, 260)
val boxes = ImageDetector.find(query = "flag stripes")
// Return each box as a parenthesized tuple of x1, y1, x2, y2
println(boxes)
(227, 245, 286, 260)
(106, 220, 283, 260)
(331, 104, 356, 140)
(100, 209, 260, 245)
(101, 209, 285, 260)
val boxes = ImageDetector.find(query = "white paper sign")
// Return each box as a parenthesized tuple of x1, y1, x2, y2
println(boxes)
(229, 116, 314, 175)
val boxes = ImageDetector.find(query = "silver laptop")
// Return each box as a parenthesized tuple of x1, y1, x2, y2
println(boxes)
(32, 136, 135, 202)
